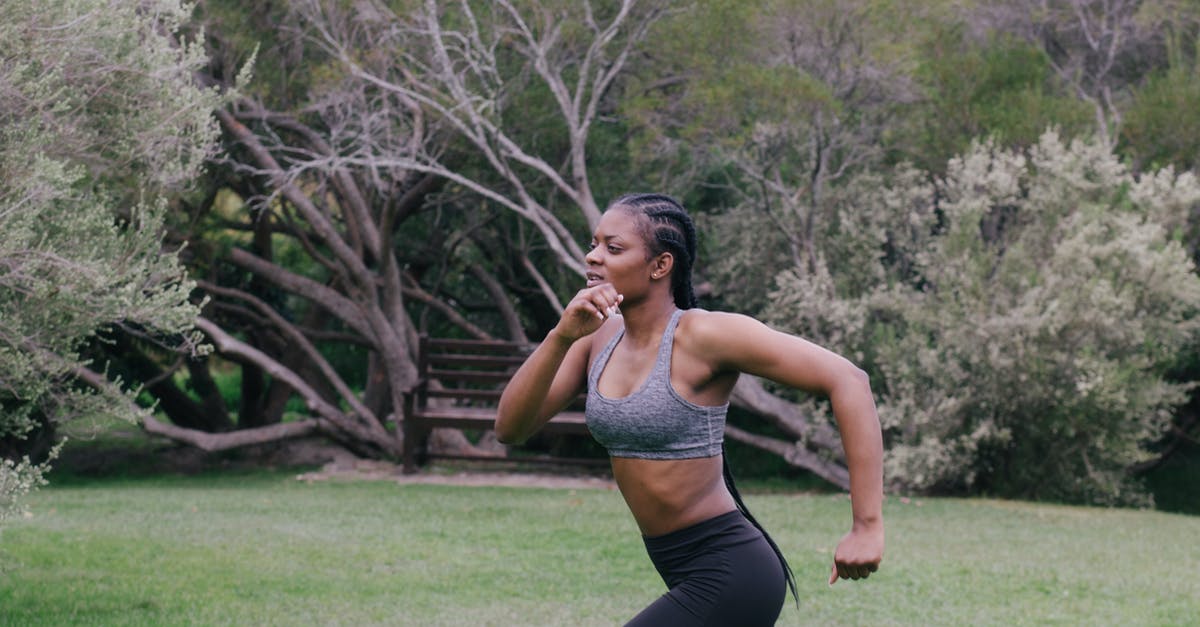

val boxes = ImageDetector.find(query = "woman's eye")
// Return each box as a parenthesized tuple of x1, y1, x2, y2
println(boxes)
(608, 246, 621, 253)
(588, 241, 598, 250)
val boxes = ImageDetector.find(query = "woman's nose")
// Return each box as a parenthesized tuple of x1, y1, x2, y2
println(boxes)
(585, 247, 601, 265)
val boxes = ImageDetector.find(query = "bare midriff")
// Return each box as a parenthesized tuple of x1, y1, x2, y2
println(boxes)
(611, 455, 738, 537)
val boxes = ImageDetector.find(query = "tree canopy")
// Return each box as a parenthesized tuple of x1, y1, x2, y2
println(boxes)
(4, 0, 1199, 508)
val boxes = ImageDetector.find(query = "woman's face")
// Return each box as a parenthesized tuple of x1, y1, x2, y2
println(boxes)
(585, 209, 659, 296)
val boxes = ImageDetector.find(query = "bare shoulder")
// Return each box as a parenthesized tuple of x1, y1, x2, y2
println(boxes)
(676, 309, 773, 366)
(678, 308, 762, 336)
(678, 308, 862, 392)
(681, 306, 763, 329)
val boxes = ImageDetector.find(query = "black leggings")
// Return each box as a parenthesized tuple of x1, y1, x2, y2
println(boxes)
(626, 510, 787, 626)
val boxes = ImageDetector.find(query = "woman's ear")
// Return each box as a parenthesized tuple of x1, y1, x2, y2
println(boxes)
(650, 252, 675, 280)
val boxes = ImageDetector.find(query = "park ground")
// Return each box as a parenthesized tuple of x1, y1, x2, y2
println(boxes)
(1, 421, 1198, 626)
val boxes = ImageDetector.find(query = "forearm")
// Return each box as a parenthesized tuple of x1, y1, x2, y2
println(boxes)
(830, 371, 884, 528)
(495, 329, 574, 443)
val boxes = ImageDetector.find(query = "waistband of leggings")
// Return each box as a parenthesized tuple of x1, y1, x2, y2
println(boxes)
(642, 509, 748, 550)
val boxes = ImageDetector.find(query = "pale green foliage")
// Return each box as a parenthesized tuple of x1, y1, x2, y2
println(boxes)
(0, 0, 223, 513)
(0, 447, 58, 523)
(0, 458, 43, 523)
(1, 0, 219, 190)
(760, 131, 1200, 504)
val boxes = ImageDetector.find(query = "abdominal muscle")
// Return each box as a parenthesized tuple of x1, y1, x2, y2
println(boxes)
(611, 454, 739, 536)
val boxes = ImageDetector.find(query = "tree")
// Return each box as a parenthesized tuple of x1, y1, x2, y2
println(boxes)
(1121, 28, 1200, 172)
(904, 25, 1095, 174)
(626, 0, 918, 305)
(157, 0, 896, 487)
(295, 0, 669, 275)
(975, 0, 1198, 148)
(0, 0, 226, 520)
(763, 131, 1200, 504)
(131, 1, 1200, 495)
(146, 1, 861, 486)
(131, 0, 670, 461)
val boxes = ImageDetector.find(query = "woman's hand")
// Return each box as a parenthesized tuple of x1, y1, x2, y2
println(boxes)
(828, 522, 884, 584)
(496, 286, 617, 444)
(553, 285, 623, 342)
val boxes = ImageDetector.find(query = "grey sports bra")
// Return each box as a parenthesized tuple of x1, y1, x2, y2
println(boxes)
(585, 309, 727, 459)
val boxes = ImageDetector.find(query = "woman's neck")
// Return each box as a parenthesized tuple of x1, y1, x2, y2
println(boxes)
(618, 297, 678, 348)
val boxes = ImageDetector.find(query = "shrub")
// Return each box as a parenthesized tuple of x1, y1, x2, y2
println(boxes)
(0, 0, 225, 518)
(763, 131, 1200, 505)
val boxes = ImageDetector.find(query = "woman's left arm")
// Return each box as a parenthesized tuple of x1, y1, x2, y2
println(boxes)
(686, 311, 884, 583)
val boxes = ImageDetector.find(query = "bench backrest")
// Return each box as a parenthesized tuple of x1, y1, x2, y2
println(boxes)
(415, 336, 533, 408)
(414, 336, 586, 411)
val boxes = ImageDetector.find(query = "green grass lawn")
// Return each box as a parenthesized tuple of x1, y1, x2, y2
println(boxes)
(2, 471, 1198, 626)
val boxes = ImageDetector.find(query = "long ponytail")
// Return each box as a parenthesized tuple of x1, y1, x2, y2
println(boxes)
(724, 449, 799, 605)
(611, 192, 799, 605)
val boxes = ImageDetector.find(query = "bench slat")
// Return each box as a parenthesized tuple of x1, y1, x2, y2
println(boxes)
(426, 368, 514, 383)
(422, 388, 587, 405)
(425, 353, 528, 367)
(424, 389, 504, 401)
(410, 407, 589, 434)
(412, 406, 587, 423)
(425, 338, 533, 353)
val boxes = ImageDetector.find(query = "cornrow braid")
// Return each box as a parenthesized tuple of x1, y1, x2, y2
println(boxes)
(607, 192, 799, 605)
(610, 193, 698, 309)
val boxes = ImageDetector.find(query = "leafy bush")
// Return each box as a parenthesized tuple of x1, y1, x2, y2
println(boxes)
(761, 131, 1200, 505)
(0, 0, 225, 517)
(0, 456, 49, 523)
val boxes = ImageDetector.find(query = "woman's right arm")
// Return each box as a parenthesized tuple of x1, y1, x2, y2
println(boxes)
(495, 285, 622, 444)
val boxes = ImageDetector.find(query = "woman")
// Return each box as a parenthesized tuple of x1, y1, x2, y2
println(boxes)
(496, 194, 884, 625)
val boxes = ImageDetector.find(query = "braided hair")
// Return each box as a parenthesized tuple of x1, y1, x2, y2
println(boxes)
(609, 193, 699, 310)
(608, 193, 799, 605)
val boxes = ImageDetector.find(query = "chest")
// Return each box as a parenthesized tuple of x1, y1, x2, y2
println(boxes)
(591, 333, 732, 406)
(585, 330, 732, 459)
(595, 342, 661, 398)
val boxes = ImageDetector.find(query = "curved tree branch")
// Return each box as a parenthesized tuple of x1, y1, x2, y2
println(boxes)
(730, 376, 845, 461)
(197, 280, 381, 428)
(227, 247, 374, 339)
(519, 252, 564, 314)
(194, 317, 399, 456)
(724, 424, 849, 490)
(143, 415, 322, 452)
(470, 263, 528, 343)
(401, 272, 494, 340)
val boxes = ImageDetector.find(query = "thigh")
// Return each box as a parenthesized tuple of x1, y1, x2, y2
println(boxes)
(625, 593, 699, 627)
(632, 535, 786, 627)
(699, 535, 786, 626)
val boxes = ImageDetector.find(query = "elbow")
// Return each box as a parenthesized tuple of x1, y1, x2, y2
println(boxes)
(493, 414, 527, 445)
(495, 429, 524, 446)
(850, 365, 871, 388)
(831, 363, 873, 399)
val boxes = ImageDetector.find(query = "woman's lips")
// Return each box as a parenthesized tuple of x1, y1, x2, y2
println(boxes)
(586, 273, 605, 287)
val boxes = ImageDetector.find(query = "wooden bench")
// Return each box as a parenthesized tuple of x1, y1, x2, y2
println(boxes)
(401, 336, 602, 473)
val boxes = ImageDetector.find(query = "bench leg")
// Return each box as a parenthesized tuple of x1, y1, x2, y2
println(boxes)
(402, 421, 428, 474)
(402, 420, 417, 474)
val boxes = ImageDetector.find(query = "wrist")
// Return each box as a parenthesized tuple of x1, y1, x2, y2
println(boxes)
(852, 514, 884, 534)
(545, 326, 577, 349)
